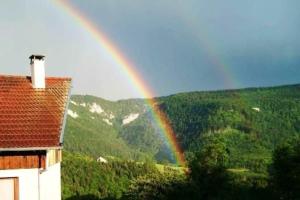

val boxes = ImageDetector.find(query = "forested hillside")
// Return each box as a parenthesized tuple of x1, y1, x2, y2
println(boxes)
(64, 95, 161, 161)
(63, 84, 300, 200)
(65, 84, 300, 165)
(160, 84, 300, 169)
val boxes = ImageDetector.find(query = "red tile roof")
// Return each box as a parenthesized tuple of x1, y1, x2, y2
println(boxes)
(0, 75, 71, 149)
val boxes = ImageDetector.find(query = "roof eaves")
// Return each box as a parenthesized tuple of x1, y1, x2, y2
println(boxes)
(59, 79, 73, 145)
(0, 146, 62, 152)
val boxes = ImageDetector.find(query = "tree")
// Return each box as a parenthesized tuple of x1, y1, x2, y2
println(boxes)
(189, 135, 230, 199)
(270, 137, 300, 199)
(124, 168, 187, 200)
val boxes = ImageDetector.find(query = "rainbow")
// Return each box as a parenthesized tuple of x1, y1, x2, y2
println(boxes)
(54, 0, 186, 166)
(168, 3, 239, 89)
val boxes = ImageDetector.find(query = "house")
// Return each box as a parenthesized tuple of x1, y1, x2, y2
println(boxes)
(96, 156, 108, 164)
(0, 55, 72, 200)
(252, 107, 261, 112)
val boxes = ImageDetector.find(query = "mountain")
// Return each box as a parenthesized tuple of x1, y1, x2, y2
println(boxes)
(64, 84, 300, 166)
(64, 95, 162, 161)
(62, 83, 300, 200)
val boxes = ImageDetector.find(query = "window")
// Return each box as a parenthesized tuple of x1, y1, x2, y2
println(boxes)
(0, 178, 19, 200)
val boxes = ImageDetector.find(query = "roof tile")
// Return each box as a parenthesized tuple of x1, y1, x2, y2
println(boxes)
(0, 75, 71, 149)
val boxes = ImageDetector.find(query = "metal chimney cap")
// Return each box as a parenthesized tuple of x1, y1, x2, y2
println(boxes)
(29, 55, 45, 60)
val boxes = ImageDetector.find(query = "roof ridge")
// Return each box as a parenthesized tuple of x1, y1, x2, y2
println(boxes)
(0, 74, 71, 80)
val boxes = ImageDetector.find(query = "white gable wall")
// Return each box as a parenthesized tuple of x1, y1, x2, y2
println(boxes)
(0, 168, 39, 200)
(0, 162, 61, 200)
(40, 163, 61, 200)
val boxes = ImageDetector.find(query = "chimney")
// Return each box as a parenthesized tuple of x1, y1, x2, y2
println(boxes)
(29, 55, 45, 89)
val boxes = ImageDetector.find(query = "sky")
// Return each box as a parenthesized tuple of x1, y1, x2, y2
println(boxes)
(0, 0, 299, 100)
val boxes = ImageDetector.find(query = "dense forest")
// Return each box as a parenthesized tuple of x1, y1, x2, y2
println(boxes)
(63, 84, 300, 199)
(62, 137, 300, 200)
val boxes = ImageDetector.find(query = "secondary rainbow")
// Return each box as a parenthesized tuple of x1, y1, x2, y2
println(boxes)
(54, 0, 186, 166)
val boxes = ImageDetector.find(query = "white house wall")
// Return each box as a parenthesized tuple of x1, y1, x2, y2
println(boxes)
(0, 162, 61, 200)
(0, 168, 39, 200)
(40, 162, 61, 200)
